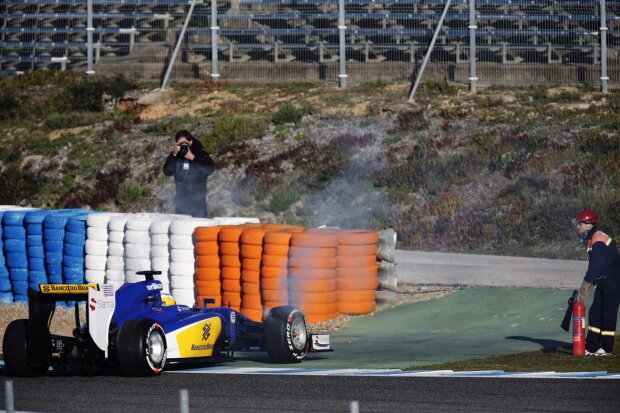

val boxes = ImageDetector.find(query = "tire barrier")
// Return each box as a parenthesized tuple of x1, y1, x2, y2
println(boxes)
(63, 213, 89, 285)
(0, 206, 27, 303)
(149, 217, 172, 294)
(261, 229, 295, 314)
(240, 227, 268, 321)
(194, 225, 222, 308)
(169, 218, 214, 307)
(3, 208, 39, 302)
(289, 229, 339, 324)
(25, 210, 52, 292)
(336, 230, 379, 315)
(0, 207, 390, 323)
(106, 214, 129, 291)
(218, 225, 245, 312)
(85, 213, 117, 284)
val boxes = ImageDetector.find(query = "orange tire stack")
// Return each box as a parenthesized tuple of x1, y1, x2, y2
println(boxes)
(261, 230, 293, 313)
(240, 227, 267, 321)
(288, 229, 338, 324)
(194, 226, 222, 307)
(218, 225, 245, 312)
(336, 229, 380, 315)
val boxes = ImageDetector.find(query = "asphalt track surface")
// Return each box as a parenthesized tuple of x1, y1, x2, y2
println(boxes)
(1, 372, 620, 413)
(2, 251, 618, 412)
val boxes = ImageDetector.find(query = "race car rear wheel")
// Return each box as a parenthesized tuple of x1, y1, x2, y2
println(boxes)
(116, 319, 167, 376)
(2, 319, 48, 377)
(264, 306, 309, 363)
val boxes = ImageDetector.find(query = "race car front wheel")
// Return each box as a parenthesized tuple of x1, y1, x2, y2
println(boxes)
(2, 319, 49, 377)
(264, 306, 309, 363)
(116, 319, 167, 376)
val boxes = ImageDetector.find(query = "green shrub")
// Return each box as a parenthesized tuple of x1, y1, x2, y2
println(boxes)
(269, 185, 300, 213)
(0, 165, 50, 204)
(207, 116, 267, 154)
(43, 111, 108, 131)
(356, 79, 390, 92)
(116, 180, 151, 207)
(66, 74, 137, 112)
(272, 103, 304, 125)
(419, 80, 459, 97)
(142, 116, 200, 137)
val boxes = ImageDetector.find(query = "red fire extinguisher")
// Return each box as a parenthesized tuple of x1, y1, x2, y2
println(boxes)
(573, 301, 586, 357)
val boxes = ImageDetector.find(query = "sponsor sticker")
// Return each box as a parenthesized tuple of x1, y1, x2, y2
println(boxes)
(146, 283, 163, 291)
(40, 284, 99, 294)
(177, 317, 222, 358)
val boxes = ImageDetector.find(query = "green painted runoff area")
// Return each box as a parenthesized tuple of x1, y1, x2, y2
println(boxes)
(227, 287, 618, 369)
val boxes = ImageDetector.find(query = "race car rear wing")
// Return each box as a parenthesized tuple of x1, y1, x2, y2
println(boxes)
(28, 283, 116, 357)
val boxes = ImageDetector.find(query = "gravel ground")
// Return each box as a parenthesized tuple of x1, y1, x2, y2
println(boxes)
(0, 284, 459, 351)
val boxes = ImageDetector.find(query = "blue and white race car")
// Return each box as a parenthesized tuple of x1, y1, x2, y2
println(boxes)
(2, 271, 330, 376)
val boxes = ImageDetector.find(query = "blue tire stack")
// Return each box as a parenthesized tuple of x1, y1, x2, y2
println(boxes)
(43, 211, 86, 307)
(2, 209, 33, 302)
(63, 213, 89, 285)
(25, 210, 53, 291)
(0, 209, 15, 303)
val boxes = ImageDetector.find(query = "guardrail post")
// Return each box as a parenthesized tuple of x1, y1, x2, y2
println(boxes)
(5, 380, 15, 413)
(86, 0, 94, 75)
(600, 0, 609, 93)
(211, 0, 220, 82)
(468, 0, 477, 93)
(338, 0, 347, 88)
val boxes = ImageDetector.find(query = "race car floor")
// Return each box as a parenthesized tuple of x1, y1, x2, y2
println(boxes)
(223, 287, 618, 369)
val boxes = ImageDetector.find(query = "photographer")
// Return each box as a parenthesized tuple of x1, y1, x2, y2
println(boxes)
(163, 129, 215, 218)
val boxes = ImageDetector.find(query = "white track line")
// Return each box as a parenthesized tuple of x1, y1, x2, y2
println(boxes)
(166, 366, 620, 379)
(2, 361, 618, 379)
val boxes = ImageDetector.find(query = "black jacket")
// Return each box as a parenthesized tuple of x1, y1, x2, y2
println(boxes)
(163, 138, 215, 217)
(584, 226, 620, 290)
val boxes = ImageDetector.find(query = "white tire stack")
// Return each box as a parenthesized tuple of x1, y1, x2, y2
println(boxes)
(168, 218, 215, 307)
(85, 213, 117, 284)
(105, 214, 129, 290)
(149, 217, 173, 294)
(124, 214, 156, 283)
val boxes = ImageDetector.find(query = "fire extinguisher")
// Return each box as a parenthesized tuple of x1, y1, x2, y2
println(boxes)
(573, 301, 586, 357)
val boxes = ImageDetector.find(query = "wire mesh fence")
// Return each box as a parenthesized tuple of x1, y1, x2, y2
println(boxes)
(0, 0, 618, 90)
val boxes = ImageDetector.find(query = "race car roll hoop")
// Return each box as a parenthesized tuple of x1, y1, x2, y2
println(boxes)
(2, 271, 331, 377)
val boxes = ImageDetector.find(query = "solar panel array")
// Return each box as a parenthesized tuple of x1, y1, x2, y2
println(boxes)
(1, 1, 618, 87)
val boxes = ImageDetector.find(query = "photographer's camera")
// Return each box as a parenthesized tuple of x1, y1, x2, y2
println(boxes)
(179, 142, 189, 157)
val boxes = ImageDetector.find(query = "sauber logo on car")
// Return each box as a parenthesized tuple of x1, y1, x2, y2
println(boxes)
(176, 316, 222, 358)
(40, 283, 99, 294)
(146, 283, 163, 291)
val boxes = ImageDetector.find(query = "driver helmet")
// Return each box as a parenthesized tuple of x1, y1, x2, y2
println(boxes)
(161, 292, 176, 306)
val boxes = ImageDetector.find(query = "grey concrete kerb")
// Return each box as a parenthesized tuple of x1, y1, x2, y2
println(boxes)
(395, 250, 587, 289)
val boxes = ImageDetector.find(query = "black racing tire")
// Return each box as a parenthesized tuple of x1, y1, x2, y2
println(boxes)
(116, 319, 167, 376)
(264, 306, 309, 363)
(2, 319, 48, 377)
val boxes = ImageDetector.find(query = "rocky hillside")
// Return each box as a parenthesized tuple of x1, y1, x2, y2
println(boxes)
(1, 72, 619, 259)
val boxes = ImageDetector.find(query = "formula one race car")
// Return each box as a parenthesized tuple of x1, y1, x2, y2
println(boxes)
(2, 271, 330, 376)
